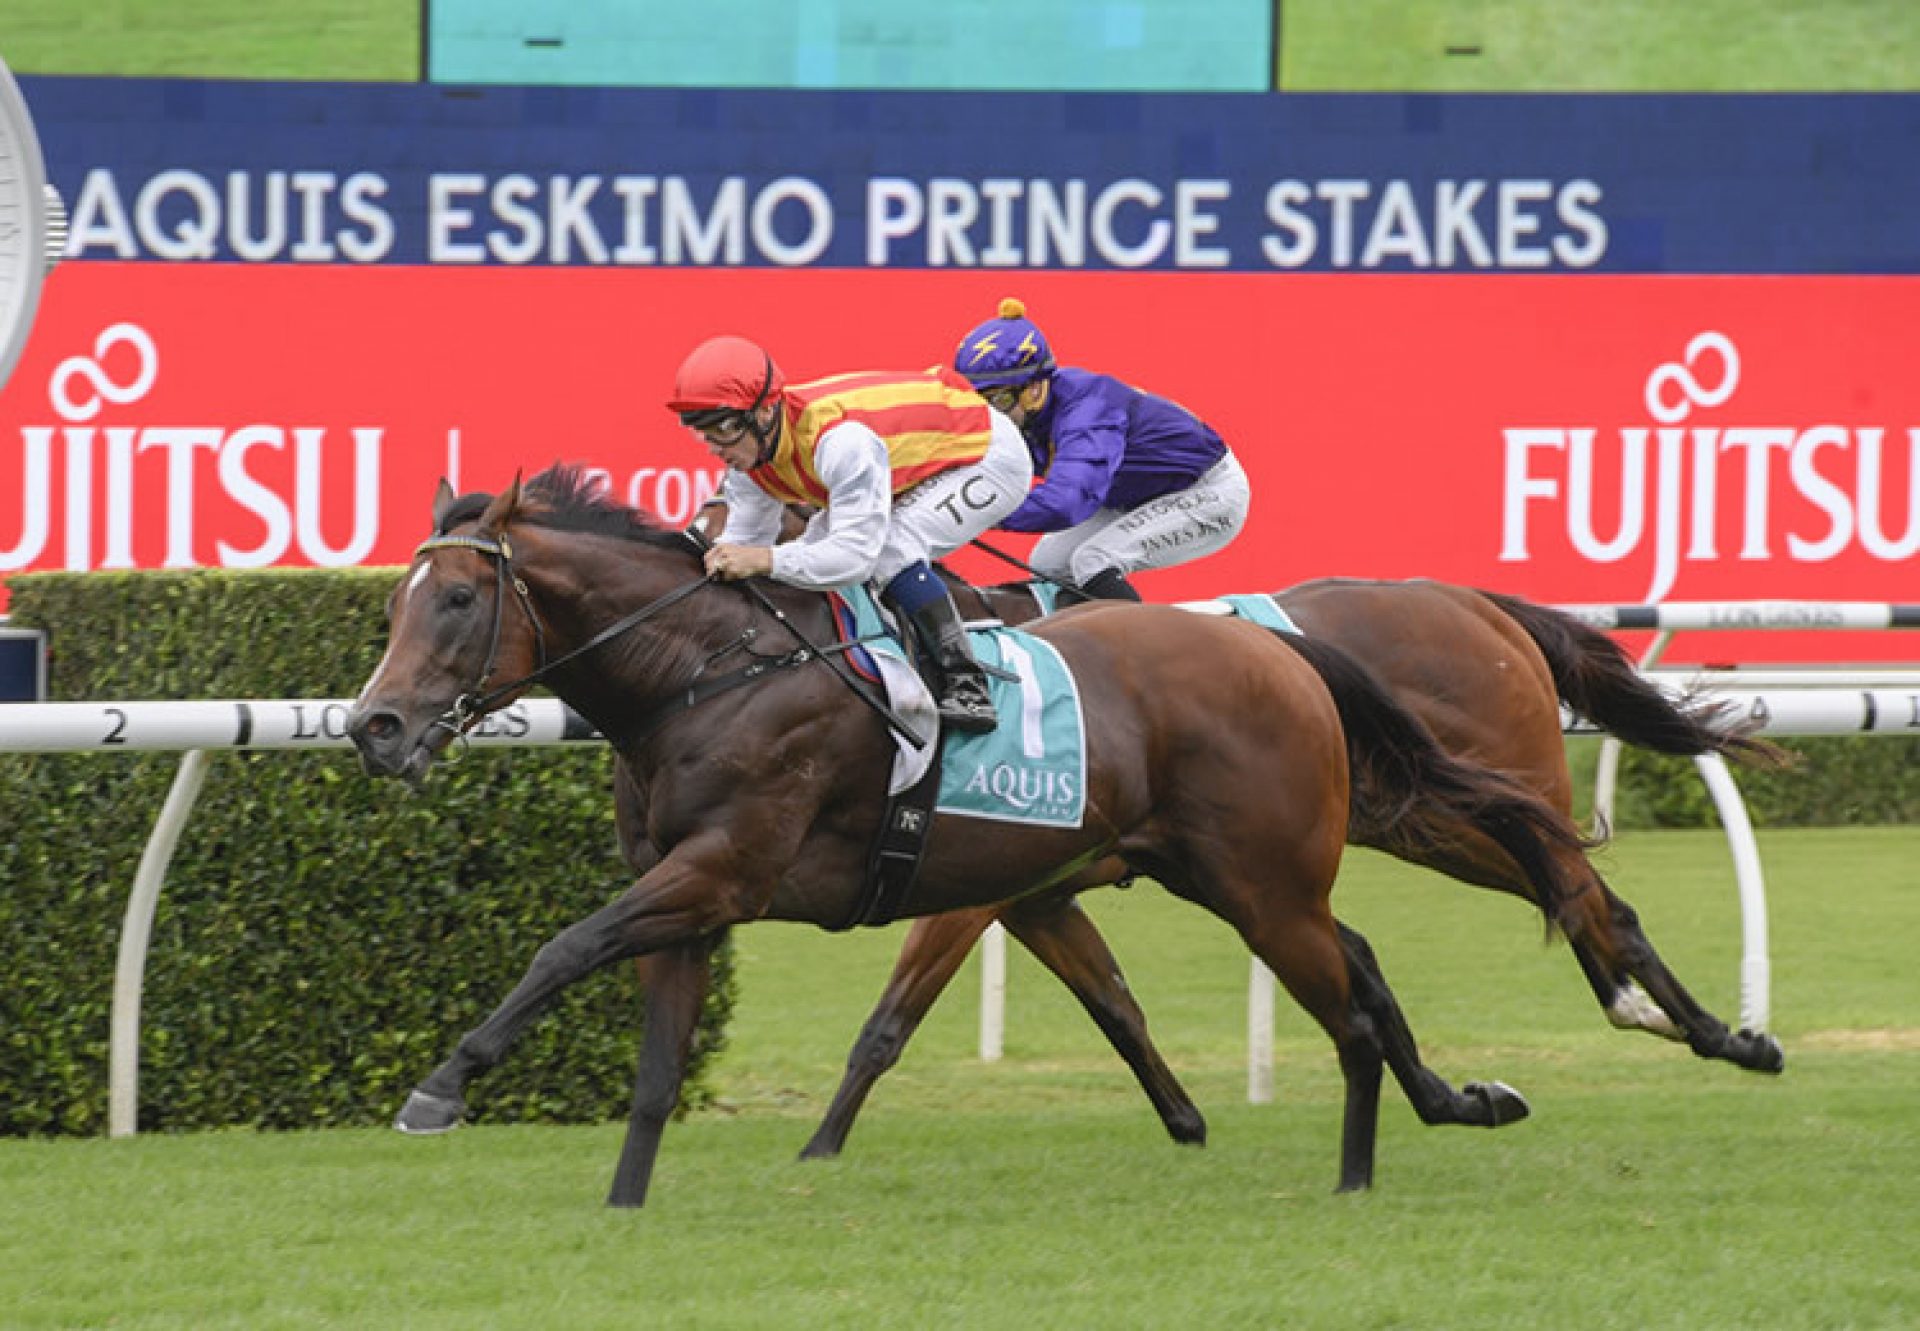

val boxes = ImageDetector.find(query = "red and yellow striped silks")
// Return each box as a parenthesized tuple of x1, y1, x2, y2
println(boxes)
(747, 367, 992, 507)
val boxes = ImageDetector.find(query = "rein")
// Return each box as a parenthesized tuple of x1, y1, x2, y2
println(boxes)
(968, 538, 1086, 602)
(683, 528, 931, 752)
(417, 528, 929, 752)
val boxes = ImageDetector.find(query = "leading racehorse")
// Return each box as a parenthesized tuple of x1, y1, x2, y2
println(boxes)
(347, 467, 1586, 1206)
(791, 572, 1786, 1160)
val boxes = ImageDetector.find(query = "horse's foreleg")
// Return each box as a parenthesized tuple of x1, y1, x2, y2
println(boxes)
(397, 859, 741, 1136)
(607, 935, 720, 1208)
(798, 907, 999, 1161)
(1336, 921, 1531, 1131)
(1002, 895, 1206, 1146)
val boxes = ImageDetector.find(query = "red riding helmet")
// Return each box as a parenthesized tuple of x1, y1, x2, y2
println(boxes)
(665, 336, 786, 415)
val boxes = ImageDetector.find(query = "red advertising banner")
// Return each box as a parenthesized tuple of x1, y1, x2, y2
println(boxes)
(5, 264, 1919, 661)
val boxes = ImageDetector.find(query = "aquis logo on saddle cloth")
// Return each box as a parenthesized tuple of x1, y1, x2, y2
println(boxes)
(836, 587, 1087, 828)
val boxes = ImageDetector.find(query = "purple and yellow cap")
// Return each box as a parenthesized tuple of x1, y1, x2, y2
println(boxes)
(953, 297, 1055, 390)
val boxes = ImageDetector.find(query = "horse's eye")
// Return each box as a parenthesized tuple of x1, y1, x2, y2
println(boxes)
(446, 584, 476, 611)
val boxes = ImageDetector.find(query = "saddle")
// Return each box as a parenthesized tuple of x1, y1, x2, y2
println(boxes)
(828, 589, 1088, 930)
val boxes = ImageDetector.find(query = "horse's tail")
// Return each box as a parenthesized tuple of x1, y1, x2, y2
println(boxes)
(1269, 630, 1595, 924)
(1474, 589, 1788, 768)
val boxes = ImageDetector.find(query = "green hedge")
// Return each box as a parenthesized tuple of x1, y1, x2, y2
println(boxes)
(0, 570, 736, 1137)
(1608, 734, 1920, 829)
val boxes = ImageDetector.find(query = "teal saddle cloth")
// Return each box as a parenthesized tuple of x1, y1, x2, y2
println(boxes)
(838, 587, 1088, 829)
(1025, 582, 1301, 635)
(833, 586, 1302, 830)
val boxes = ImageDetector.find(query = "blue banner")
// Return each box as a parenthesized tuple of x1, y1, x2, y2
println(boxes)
(24, 77, 1920, 274)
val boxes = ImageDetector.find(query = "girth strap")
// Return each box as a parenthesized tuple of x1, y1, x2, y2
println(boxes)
(835, 727, 948, 931)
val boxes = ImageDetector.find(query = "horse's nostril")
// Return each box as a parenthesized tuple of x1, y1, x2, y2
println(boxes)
(351, 708, 404, 748)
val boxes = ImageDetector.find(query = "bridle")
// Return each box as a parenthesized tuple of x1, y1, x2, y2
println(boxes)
(413, 525, 928, 751)
(413, 529, 711, 741)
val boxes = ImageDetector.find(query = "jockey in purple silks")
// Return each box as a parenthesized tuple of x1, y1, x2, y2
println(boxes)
(952, 297, 1252, 603)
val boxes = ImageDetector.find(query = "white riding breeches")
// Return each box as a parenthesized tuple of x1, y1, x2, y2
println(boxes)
(874, 410, 1033, 586)
(1028, 452, 1251, 584)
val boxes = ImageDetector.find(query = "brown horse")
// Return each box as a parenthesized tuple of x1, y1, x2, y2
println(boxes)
(347, 467, 1587, 1206)
(792, 574, 1786, 1161)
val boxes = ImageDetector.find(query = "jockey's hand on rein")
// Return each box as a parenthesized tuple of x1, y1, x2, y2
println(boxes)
(704, 543, 775, 581)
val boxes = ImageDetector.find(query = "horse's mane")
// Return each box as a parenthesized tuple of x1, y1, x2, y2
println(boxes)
(435, 464, 691, 552)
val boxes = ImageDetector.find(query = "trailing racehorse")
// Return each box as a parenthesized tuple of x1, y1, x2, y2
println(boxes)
(794, 574, 1787, 1160)
(348, 468, 1585, 1206)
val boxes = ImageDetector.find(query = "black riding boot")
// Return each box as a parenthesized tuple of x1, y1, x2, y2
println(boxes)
(902, 594, 998, 735)
(1056, 567, 1142, 605)
(1081, 568, 1142, 601)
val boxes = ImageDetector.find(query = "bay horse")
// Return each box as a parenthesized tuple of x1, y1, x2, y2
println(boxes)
(347, 467, 1587, 1206)
(793, 574, 1786, 1161)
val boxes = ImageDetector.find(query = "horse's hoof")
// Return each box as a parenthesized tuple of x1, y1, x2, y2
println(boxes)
(394, 1089, 466, 1135)
(1738, 1030, 1786, 1075)
(1465, 1080, 1531, 1127)
(1165, 1109, 1208, 1147)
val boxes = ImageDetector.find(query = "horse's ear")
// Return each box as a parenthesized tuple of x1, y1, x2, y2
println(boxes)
(431, 478, 457, 532)
(477, 471, 523, 537)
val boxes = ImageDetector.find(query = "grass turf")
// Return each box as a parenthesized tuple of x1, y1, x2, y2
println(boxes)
(1281, 0, 1920, 91)
(3, 827, 1914, 1328)
(0, 9, 1913, 1326)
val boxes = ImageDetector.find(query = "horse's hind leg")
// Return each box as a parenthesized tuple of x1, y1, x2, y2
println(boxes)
(1000, 895, 1206, 1146)
(607, 935, 721, 1208)
(1214, 895, 1382, 1192)
(1417, 831, 1784, 1074)
(1335, 921, 1531, 1129)
(802, 895, 1207, 1161)
(799, 907, 1001, 1161)
(1572, 879, 1785, 1073)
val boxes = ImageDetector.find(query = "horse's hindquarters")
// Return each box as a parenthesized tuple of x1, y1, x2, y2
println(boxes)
(1042, 607, 1350, 907)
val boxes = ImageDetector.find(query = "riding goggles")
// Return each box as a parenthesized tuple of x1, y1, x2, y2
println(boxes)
(680, 408, 752, 444)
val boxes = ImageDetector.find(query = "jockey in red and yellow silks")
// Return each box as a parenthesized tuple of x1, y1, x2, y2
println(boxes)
(744, 368, 994, 508)
(667, 336, 1033, 734)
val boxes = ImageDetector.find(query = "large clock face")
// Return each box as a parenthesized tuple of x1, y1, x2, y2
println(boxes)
(0, 55, 51, 393)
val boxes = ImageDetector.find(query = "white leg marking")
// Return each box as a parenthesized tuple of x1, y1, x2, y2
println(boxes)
(1607, 982, 1685, 1040)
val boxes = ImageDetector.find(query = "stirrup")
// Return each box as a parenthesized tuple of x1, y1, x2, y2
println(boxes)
(938, 678, 997, 734)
